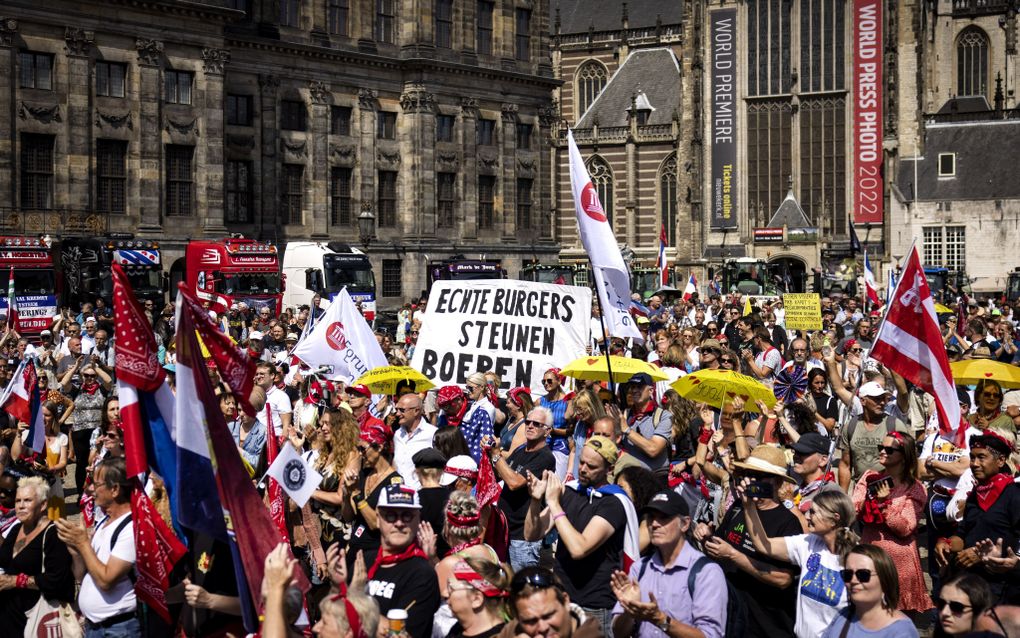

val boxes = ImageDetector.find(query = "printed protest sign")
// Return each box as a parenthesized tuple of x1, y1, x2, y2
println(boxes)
(411, 280, 592, 394)
(783, 293, 823, 330)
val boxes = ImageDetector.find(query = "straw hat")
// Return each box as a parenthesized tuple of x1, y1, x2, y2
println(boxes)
(732, 445, 796, 483)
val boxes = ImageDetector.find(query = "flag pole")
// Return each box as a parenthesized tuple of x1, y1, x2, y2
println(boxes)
(588, 256, 617, 393)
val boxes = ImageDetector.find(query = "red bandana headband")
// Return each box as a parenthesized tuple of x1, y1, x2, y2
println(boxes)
(507, 387, 531, 408)
(546, 368, 566, 384)
(330, 584, 367, 638)
(437, 385, 465, 406)
(444, 466, 479, 481)
(452, 560, 508, 598)
(359, 422, 392, 448)
(447, 510, 481, 528)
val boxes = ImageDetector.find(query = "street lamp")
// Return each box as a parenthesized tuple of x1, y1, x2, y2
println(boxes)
(358, 208, 376, 248)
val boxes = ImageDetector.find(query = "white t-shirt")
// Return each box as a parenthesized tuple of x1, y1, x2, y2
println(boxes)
(262, 386, 293, 437)
(785, 533, 848, 638)
(920, 424, 983, 491)
(79, 512, 136, 623)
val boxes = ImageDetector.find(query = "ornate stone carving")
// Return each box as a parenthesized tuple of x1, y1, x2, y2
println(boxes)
(64, 27, 94, 57)
(501, 103, 519, 123)
(460, 97, 479, 116)
(283, 139, 308, 157)
(309, 81, 330, 105)
(202, 48, 230, 75)
(135, 39, 163, 66)
(377, 150, 401, 165)
(226, 134, 255, 150)
(0, 18, 18, 48)
(437, 152, 459, 166)
(539, 105, 558, 127)
(164, 116, 199, 136)
(18, 101, 61, 124)
(358, 88, 378, 110)
(95, 109, 132, 129)
(399, 84, 434, 113)
(330, 144, 357, 161)
(259, 74, 280, 96)
(518, 158, 536, 170)
(479, 156, 500, 169)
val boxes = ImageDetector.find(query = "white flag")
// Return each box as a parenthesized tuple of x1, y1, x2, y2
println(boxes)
(567, 131, 643, 341)
(291, 287, 389, 382)
(266, 443, 323, 508)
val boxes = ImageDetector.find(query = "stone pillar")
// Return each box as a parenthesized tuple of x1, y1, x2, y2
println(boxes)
(202, 48, 230, 235)
(136, 38, 164, 234)
(399, 83, 435, 236)
(500, 103, 518, 237)
(0, 18, 18, 209)
(459, 98, 478, 239)
(538, 101, 557, 239)
(357, 88, 377, 234)
(258, 74, 280, 241)
(625, 135, 636, 247)
(64, 28, 94, 211)
(308, 80, 330, 239)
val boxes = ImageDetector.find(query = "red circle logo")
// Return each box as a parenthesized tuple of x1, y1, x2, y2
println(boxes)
(325, 322, 348, 351)
(581, 182, 607, 222)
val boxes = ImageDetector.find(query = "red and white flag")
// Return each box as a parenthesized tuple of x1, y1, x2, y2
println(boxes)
(5, 267, 17, 331)
(568, 131, 642, 341)
(870, 245, 960, 435)
(656, 224, 669, 287)
(864, 251, 882, 308)
(683, 273, 698, 302)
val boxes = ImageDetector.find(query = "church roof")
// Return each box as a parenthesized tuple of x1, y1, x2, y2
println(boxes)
(576, 48, 680, 128)
(552, 0, 683, 35)
(766, 189, 812, 228)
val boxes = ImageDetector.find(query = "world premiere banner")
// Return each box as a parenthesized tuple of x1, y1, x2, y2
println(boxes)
(411, 280, 592, 395)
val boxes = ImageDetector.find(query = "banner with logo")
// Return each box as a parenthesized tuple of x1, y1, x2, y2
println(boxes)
(411, 280, 592, 394)
(0, 295, 58, 331)
(853, 0, 883, 224)
(710, 8, 738, 229)
(783, 293, 823, 331)
(291, 287, 388, 382)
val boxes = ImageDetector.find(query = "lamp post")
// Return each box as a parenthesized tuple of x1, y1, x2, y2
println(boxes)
(358, 208, 376, 249)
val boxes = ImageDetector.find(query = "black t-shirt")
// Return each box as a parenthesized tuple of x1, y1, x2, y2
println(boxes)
(499, 447, 556, 540)
(963, 481, 1020, 593)
(813, 393, 840, 424)
(715, 502, 802, 638)
(447, 623, 505, 638)
(348, 471, 403, 569)
(552, 486, 627, 609)
(366, 556, 441, 638)
(418, 486, 451, 557)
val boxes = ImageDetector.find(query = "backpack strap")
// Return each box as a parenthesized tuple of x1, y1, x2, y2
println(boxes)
(652, 408, 663, 430)
(637, 555, 653, 581)
(686, 555, 712, 599)
(109, 514, 133, 553)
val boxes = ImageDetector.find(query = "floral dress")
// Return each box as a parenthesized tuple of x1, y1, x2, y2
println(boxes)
(852, 471, 933, 613)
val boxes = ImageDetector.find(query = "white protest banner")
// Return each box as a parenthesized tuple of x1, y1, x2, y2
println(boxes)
(411, 280, 592, 394)
(291, 287, 388, 382)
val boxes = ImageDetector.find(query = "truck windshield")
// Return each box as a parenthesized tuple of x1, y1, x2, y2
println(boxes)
(126, 269, 162, 291)
(220, 273, 281, 295)
(7, 269, 56, 295)
(533, 269, 574, 285)
(323, 256, 375, 293)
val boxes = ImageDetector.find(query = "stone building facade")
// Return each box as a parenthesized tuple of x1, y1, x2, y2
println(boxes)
(1, 0, 558, 307)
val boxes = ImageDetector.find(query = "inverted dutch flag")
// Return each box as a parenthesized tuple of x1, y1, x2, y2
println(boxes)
(656, 224, 669, 287)
(864, 250, 882, 308)
(3, 359, 44, 452)
(683, 273, 698, 302)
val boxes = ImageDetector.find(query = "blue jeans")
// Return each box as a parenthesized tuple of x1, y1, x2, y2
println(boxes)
(508, 539, 542, 572)
(582, 606, 614, 638)
(85, 617, 141, 638)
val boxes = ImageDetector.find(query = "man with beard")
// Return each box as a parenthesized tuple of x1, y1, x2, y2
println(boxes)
(525, 436, 634, 636)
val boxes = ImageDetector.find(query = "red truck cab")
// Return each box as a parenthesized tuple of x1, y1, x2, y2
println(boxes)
(0, 236, 59, 336)
(184, 238, 283, 315)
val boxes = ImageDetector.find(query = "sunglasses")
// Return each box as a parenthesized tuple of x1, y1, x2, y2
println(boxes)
(849, 348, 863, 354)
(379, 510, 417, 523)
(393, 406, 419, 413)
(982, 392, 1003, 399)
(524, 419, 548, 427)
(935, 597, 972, 616)
(542, 378, 557, 385)
(720, 358, 736, 365)
(510, 570, 562, 596)
(840, 568, 874, 583)
(877, 445, 902, 455)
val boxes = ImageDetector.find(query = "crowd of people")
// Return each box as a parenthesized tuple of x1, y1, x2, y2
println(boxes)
(0, 289, 1019, 638)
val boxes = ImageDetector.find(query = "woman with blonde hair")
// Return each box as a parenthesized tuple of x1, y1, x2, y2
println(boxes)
(314, 588, 380, 638)
(12, 401, 68, 519)
(499, 387, 534, 457)
(566, 388, 606, 478)
(307, 408, 360, 545)
(445, 556, 512, 638)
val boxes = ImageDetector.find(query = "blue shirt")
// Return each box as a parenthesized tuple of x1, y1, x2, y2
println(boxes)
(612, 542, 728, 638)
(228, 418, 266, 469)
(458, 401, 494, 463)
(539, 397, 569, 454)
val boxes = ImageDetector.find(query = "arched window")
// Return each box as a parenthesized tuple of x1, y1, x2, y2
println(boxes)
(576, 61, 608, 117)
(659, 155, 678, 246)
(957, 27, 989, 98)
(587, 156, 614, 226)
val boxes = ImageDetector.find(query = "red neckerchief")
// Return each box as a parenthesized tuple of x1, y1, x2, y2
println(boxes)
(445, 537, 482, 557)
(367, 543, 428, 580)
(81, 380, 101, 395)
(975, 472, 1013, 511)
(628, 400, 656, 426)
(445, 400, 470, 428)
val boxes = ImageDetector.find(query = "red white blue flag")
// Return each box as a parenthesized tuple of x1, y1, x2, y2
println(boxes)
(656, 224, 669, 287)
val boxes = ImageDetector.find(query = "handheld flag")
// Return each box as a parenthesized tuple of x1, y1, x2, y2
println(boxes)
(656, 224, 669, 287)
(863, 251, 881, 308)
(291, 287, 388, 382)
(5, 267, 16, 331)
(568, 131, 642, 341)
(849, 218, 862, 256)
(682, 273, 698, 302)
(266, 442, 323, 508)
(3, 360, 43, 452)
(870, 245, 960, 437)
(263, 409, 290, 542)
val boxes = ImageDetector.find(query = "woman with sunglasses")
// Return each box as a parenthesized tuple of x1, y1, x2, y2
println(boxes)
(342, 421, 400, 572)
(822, 544, 918, 638)
(739, 487, 858, 638)
(565, 389, 605, 480)
(445, 557, 511, 638)
(936, 573, 994, 636)
(11, 402, 69, 519)
(718, 348, 739, 371)
(500, 387, 535, 459)
(851, 432, 931, 616)
(969, 379, 1013, 431)
(64, 363, 111, 497)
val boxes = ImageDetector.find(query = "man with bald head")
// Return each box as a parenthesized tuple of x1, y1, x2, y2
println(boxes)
(392, 392, 435, 489)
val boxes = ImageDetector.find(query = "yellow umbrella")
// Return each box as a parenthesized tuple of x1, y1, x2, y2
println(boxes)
(671, 369, 777, 409)
(950, 359, 1020, 389)
(935, 303, 954, 314)
(561, 355, 669, 384)
(353, 365, 436, 395)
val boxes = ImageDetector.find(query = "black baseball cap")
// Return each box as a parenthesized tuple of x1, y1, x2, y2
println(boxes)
(640, 490, 690, 518)
(629, 372, 654, 386)
(791, 432, 831, 457)
(412, 448, 447, 469)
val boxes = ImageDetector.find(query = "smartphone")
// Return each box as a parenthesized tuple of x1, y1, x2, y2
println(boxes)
(745, 481, 774, 499)
(867, 476, 893, 498)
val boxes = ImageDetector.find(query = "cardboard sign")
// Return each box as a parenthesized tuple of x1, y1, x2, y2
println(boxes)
(411, 280, 592, 394)
(783, 293, 823, 330)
